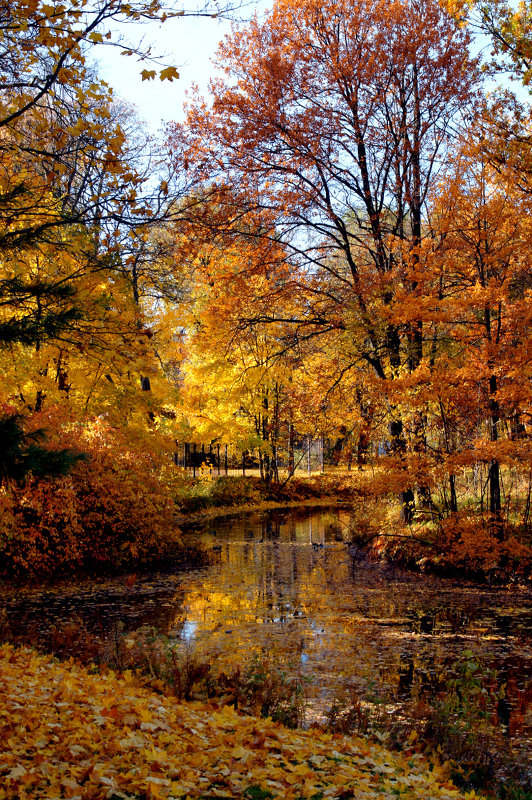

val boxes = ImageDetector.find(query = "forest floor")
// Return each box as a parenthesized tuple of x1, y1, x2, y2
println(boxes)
(0, 643, 483, 800)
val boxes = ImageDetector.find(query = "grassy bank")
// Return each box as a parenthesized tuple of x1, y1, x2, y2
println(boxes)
(173, 474, 360, 516)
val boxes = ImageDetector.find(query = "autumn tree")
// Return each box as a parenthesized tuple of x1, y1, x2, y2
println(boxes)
(447, 0, 532, 204)
(421, 144, 532, 530)
(0, 0, 245, 350)
(0, 88, 153, 402)
(0, 0, 224, 424)
(172, 0, 479, 517)
(0, 0, 242, 131)
(167, 194, 386, 483)
(462, 0, 532, 86)
(0, 0, 254, 567)
(165, 219, 291, 480)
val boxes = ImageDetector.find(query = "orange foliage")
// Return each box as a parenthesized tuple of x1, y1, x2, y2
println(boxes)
(438, 514, 532, 578)
(0, 478, 83, 577)
(0, 414, 183, 579)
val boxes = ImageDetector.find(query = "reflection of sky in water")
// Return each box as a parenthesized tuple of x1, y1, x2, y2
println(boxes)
(180, 621, 197, 642)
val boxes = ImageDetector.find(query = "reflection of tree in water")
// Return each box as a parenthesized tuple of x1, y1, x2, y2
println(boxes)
(192, 509, 342, 629)
(1, 506, 531, 747)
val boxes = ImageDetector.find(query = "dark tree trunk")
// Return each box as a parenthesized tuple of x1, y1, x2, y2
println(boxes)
(390, 416, 415, 524)
(449, 473, 458, 513)
(489, 374, 501, 521)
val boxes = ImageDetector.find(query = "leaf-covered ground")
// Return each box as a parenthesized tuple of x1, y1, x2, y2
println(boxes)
(0, 645, 481, 800)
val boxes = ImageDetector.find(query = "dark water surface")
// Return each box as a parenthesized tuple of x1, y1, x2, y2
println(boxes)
(2, 506, 531, 753)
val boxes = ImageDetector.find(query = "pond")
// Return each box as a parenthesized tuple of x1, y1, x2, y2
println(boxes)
(2, 506, 531, 762)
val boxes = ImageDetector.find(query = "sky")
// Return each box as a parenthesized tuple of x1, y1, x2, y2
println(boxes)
(94, 3, 526, 136)
(96, 3, 267, 132)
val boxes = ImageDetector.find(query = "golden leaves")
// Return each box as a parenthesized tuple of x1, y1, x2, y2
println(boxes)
(159, 66, 180, 82)
(141, 65, 181, 82)
(0, 645, 482, 799)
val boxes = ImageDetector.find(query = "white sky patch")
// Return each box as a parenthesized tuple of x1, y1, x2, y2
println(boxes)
(95, 2, 271, 131)
(95, 16, 231, 129)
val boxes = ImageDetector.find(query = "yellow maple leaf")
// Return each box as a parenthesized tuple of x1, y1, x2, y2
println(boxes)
(160, 66, 179, 81)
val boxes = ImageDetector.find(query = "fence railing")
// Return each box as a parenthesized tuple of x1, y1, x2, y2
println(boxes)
(173, 437, 326, 478)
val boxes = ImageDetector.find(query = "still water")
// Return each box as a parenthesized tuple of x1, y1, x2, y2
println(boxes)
(2, 506, 532, 744)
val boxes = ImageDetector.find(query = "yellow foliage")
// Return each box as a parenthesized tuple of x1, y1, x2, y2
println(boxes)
(0, 645, 483, 800)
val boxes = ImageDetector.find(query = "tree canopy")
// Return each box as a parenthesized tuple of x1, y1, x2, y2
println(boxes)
(1, 0, 532, 570)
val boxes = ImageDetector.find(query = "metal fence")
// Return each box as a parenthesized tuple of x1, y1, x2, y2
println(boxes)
(173, 437, 326, 478)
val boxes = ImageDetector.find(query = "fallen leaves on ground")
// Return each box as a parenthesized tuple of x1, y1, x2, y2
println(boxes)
(0, 645, 481, 799)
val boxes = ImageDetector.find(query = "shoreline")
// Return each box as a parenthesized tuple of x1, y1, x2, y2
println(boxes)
(175, 496, 350, 527)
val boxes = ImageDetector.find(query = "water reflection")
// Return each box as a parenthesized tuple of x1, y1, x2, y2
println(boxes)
(175, 508, 532, 747)
(1, 506, 531, 750)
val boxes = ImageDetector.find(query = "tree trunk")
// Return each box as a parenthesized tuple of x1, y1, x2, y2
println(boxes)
(390, 416, 415, 524)
(449, 473, 458, 513)
(489, 374, 501, 522)
(288, 421, 295, 476)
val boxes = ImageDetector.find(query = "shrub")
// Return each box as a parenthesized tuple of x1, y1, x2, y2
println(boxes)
(0, 477, 83, 577)
(271, 474, 361, 502)
(424, 650, 507, 788)
(224, 652, 307, 727)
(209, 476, 264, 507)
(0, 414, 183, 579)
(438, 514, 532, 581)
(71, 444, 182, 570)
(58, 622, 308, 728)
